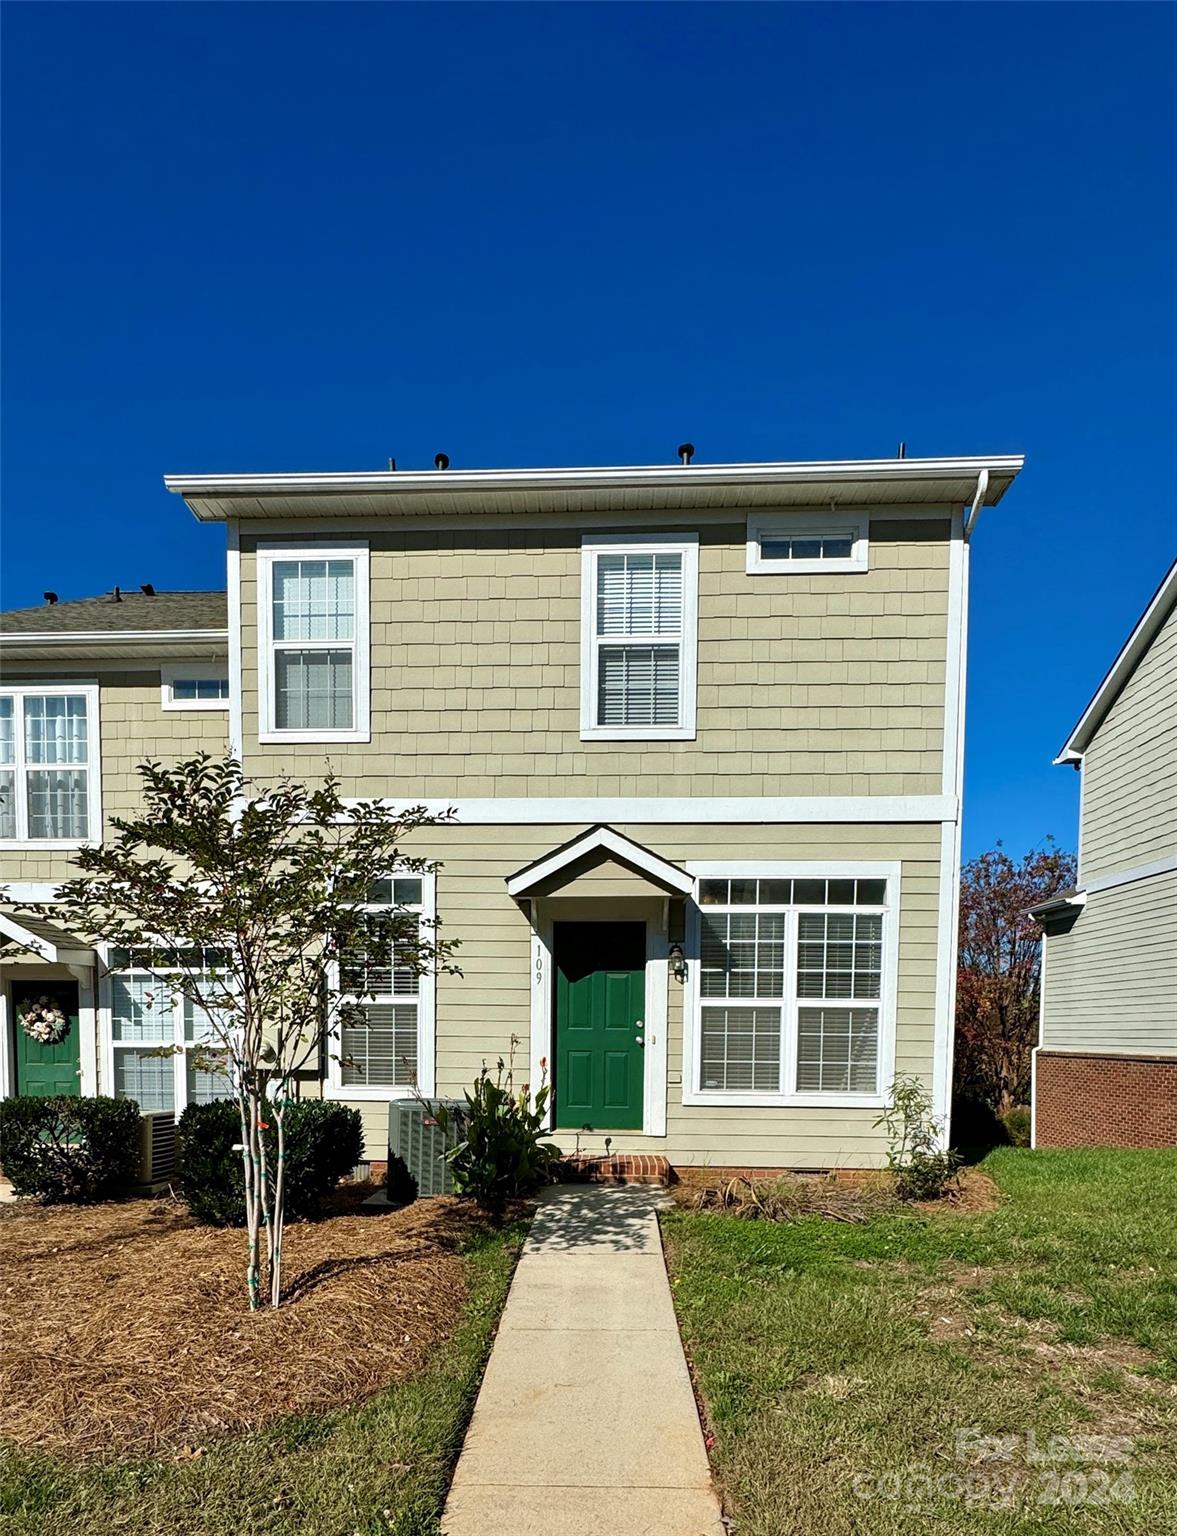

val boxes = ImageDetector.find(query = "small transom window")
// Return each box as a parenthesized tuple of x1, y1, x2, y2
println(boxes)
(747, 513, 868, 574)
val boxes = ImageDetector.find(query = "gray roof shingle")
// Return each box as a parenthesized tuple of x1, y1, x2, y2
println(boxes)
(1, 590, 226, 635)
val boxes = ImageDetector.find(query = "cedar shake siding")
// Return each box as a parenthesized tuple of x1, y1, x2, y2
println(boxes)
(237, 517, 952, 801)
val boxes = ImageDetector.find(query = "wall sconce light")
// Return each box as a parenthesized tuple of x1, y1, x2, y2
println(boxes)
(669, 942, 687, 983)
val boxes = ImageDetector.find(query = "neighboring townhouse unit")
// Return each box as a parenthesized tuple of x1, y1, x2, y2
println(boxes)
(1032, 560, 1177, 1149)
(0, 590, 228, 1103)
(2, 453, 1024, 1171)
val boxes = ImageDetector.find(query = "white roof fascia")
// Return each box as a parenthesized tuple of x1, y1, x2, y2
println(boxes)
(1055, 561, 1177, 764)
(505, 825, 694, 898)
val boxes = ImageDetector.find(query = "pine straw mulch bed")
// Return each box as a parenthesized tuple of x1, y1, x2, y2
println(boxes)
(0, 1186, 513, 1460)
(670, 1164, 1000, 1221)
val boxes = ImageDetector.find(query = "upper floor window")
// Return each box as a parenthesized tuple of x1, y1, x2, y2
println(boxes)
(256, 541, 370, 743)
(684, 865, 898, 1107)
(746, 511, 868, 575)
(0, 684, 100, 845)
(580, 533, 699, 740)
(160, 665, 230, 710)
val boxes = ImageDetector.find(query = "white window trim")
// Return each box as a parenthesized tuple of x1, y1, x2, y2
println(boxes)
(256, 539, 371, 743)
(324, 869, 437, 1102)
(746, 510, 869, 575)
(579, 531, 699, 741)
(681, 860, 900, 1108)
(0, 681, 101, 850)
(98, 949, 236, 1116)
(160, 664, 231, 711)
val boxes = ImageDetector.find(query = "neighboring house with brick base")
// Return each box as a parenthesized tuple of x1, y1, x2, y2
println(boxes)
(3, 453, 1025, 1173)
(1031, 560, 1177, 1149)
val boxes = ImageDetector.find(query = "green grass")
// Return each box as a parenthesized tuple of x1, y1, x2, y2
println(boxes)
(0, 1218, 528, 1536)
(663, 1149, 1177, 1536)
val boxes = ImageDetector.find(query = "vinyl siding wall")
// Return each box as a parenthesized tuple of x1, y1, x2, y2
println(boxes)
(1040, 870, 1177, 1056)
(1079, 601, 1177, 883)
(238, 515, 951, 800)
(1, 670, 228, 885)
(326, 819, 944, 1170)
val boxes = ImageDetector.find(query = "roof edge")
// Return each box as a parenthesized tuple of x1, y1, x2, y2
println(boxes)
(1055, 559, 1177, 763)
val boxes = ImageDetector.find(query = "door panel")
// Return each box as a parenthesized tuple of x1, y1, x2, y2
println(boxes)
(11, 980, 82, 1097)
(554, 922, 645, 1131)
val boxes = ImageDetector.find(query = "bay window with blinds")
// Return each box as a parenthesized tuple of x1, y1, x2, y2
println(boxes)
(686, 866, 899, 1105)
(327, 873, 437, 1100)
(257, 541, 370, 742)
(580, 533, 699, 739)
(0, 684, 100, 845)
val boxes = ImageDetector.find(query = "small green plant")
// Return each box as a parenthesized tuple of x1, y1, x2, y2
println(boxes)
(875, 1074, 960, 1201)
(177, 1099, 363, 1227)
(426, 1039, 561, 1211)
(1001, 1104, 1031, 1148)
(0, 1094, 141, 1202)
(384, 1152, 418, 1205)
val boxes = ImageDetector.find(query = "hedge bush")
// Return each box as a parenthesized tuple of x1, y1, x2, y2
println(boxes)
(176, 1098, 364, 1226)
(0, 1095, 141, 1203)
(1002, 1104, 1032, 1148)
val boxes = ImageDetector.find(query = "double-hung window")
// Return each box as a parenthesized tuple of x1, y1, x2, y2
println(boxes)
(580, 533, 698, 739)
(686, 865, 898, 1105)
(0, 684, 100, 845)
(106, 956, 235, 1114)
(257, 541, 370, 741)
(327, 873, 436, 1099)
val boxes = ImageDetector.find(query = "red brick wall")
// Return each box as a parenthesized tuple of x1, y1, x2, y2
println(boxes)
(1035, 1051, 1177, 1149)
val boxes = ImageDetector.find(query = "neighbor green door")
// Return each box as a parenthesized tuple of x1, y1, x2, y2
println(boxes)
(11, 981, 81, 1096)
(554, 922, 645, 1131)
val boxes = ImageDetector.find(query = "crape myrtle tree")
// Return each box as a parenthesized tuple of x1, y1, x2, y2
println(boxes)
(954, 840, 1077, 1114)
(47, 754, 458, 1310)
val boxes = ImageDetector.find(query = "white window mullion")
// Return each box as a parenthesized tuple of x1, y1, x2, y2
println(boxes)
(783, 908, 799, 1095)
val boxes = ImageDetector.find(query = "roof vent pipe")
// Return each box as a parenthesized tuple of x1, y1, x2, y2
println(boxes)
(43, 591, 58, 605)
(387, 458, 397, 472)
(434, 453, 450, 471)
(677, 442, 695, 465)
(111, 586, 122, 603)
(140, 583, 155, 597)
(897, 441, 906, 458)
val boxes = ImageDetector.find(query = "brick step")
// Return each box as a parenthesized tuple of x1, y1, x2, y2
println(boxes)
(558, 1154, 671, 1187)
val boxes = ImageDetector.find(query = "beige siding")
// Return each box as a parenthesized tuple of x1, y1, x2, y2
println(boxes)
(334, 819, 943, 1169)
(1, 670, 228, 885)
(239, 516, 950, 801)
(1080, 602, 1177, 882)
(1040, 871, 1177, 1054)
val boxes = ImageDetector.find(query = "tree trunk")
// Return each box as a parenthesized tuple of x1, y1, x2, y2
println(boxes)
(239, 1086, 262, 1312)
(269, 1094, 287, 1308)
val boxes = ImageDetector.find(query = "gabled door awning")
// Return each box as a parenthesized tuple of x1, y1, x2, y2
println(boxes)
(505, 825, 694, 899)
(0, 911, 93, 966)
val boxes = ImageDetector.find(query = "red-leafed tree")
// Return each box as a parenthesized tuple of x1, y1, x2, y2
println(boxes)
(954, 841, 1077, 1114)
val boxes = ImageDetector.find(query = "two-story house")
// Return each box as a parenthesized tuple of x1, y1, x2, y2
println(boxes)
(1031, 559, 1177, 1149)
(1, 453, 1023, 1171)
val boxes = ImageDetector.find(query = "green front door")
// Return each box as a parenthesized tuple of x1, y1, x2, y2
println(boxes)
(554, 922, 645, 1131)
(11, 980, 81, 1097)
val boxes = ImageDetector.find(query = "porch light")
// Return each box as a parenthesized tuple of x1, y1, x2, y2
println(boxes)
(668, 942, 687, 983)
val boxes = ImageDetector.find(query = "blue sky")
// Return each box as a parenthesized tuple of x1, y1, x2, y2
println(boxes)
(2, 3, 1173, 858)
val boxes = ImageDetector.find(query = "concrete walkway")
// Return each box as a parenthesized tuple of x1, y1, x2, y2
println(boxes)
(441, 1184, 726, 1536)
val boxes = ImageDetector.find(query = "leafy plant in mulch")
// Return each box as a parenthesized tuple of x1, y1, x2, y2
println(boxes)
(876, 1073, 961, 1201)
(0, 1095, 140, 1203)
(424, 1041, 561, 1212)
(177, 1099, 363, 1226)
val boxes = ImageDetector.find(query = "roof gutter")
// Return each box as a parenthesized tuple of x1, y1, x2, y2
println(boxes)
(0, 628, 228, 647)
(962, 468, 990, 540)
(164, 454, 1026, 501)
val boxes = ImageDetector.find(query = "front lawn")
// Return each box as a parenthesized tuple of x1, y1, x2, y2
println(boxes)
(0, 1192, 528, 1535)
(663, 1149, 1177, 1536)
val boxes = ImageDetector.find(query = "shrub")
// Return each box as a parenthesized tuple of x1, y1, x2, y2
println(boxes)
(875, 1074, 960, 1202)
(384, 1153, 418, 1206)
(429, 1048, 561, 1211)
(176, 1099, 363, 1227)
(0, 1095, 141, 1203)
(950, 1093, 1011, 1157)
(1002, 1104, 1032, 1148)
